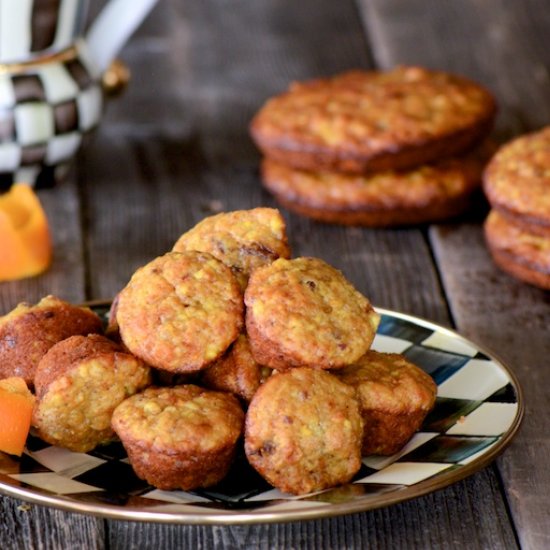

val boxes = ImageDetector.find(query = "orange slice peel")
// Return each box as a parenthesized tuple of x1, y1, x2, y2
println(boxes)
(0, 184, 52, 281)
(0, 377, 35, 456)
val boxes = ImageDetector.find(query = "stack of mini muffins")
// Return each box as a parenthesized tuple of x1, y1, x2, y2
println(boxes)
(0, 208, 438, 495)
(483, 127, 550, 290)
(250, 66, 497, 227)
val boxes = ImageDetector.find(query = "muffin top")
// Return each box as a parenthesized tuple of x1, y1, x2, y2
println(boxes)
(201, 333, 271, 403)
(336, 350, 437, 415)
(111, 385, 244, 453)
(173, 208, 291, 290)
(245, 257, 380, 370)
(33, 333, 149, 396)
(484, 127, 550, 227)
(117, 251, 243, 373)
(0, 295, 103, 387)
(245, 367, 363, 494)
(251, 66, 495, 172)
(32, 334, 151, 453)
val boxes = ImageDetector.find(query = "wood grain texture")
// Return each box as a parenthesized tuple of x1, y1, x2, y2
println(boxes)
(430, 222, 550, 550)
(0, 496, 105, 550)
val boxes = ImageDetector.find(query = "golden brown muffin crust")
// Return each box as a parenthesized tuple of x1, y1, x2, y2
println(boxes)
(336, 351, 437, 455)
(484, 127, 550, 228)
(201, 333, 271, 403)
(261, 153, 484, 227)
(484, 209, 550, 289)
(33, 333, 128, 395)
(244, 368, 363, 495)
(245, 257, 380, 370)
(173, 208, 291, 290)
(251, 67, 496, 173)
(32, 334, 152, 452)
(0, 295, 103, 387)
(117, 251, 244, 373)
(111, 385, 244, 490)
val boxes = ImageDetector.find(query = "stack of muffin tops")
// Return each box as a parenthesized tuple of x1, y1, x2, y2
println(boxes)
(250, 66, 497, 227)
(483, 127, 550, 290)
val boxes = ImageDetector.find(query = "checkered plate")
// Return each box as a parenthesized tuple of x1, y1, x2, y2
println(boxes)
(0, 305, 524, 524)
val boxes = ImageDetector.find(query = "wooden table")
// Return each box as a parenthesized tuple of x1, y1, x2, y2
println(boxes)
(1, 0, 548, 548)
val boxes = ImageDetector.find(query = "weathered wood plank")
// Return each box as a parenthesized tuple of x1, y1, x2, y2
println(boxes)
(430, 223, 550, 550)
(359, 0, 550, 547)
(0, 496, 105, 550)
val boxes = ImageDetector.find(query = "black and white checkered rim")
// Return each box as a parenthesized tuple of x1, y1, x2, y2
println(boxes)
(0, 41, 102, 190)
(0, 305, 524, 525)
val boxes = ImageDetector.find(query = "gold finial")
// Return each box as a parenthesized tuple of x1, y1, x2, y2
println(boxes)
(102, 59, 131, 96)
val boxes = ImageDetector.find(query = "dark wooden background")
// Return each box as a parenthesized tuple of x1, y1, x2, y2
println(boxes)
(1, 0, 549, 548)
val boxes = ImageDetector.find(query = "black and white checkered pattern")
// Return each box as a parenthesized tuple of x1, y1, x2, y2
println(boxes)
(0, 307, 523, 522)
(0, 44, 102, 190)
(0, 0, 85, 64)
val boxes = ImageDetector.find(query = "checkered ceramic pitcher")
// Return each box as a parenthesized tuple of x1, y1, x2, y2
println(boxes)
(0, 0, 157, 189)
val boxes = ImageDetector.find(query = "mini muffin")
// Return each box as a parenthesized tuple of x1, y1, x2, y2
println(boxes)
(117, 251, 243, 373)
(483, 127, 550, 232)
(32, 334, 152, 453)
(336, 351, 437, 455)
(245, 367, 363, 495)
(111, 385, 244, 490)
(201, 333, 272, 403)
(173, 208, 291, 289)
(0, 295, 103, 388)
(250, 66, 496, 173)
(484, 209, 550, 290)
(261, 152, 484, 227)
(245, 257, 380, 370)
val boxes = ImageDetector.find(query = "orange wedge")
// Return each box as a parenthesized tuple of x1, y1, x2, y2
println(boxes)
(0, 184, 52, 281)
(0, 377, 35, 456)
